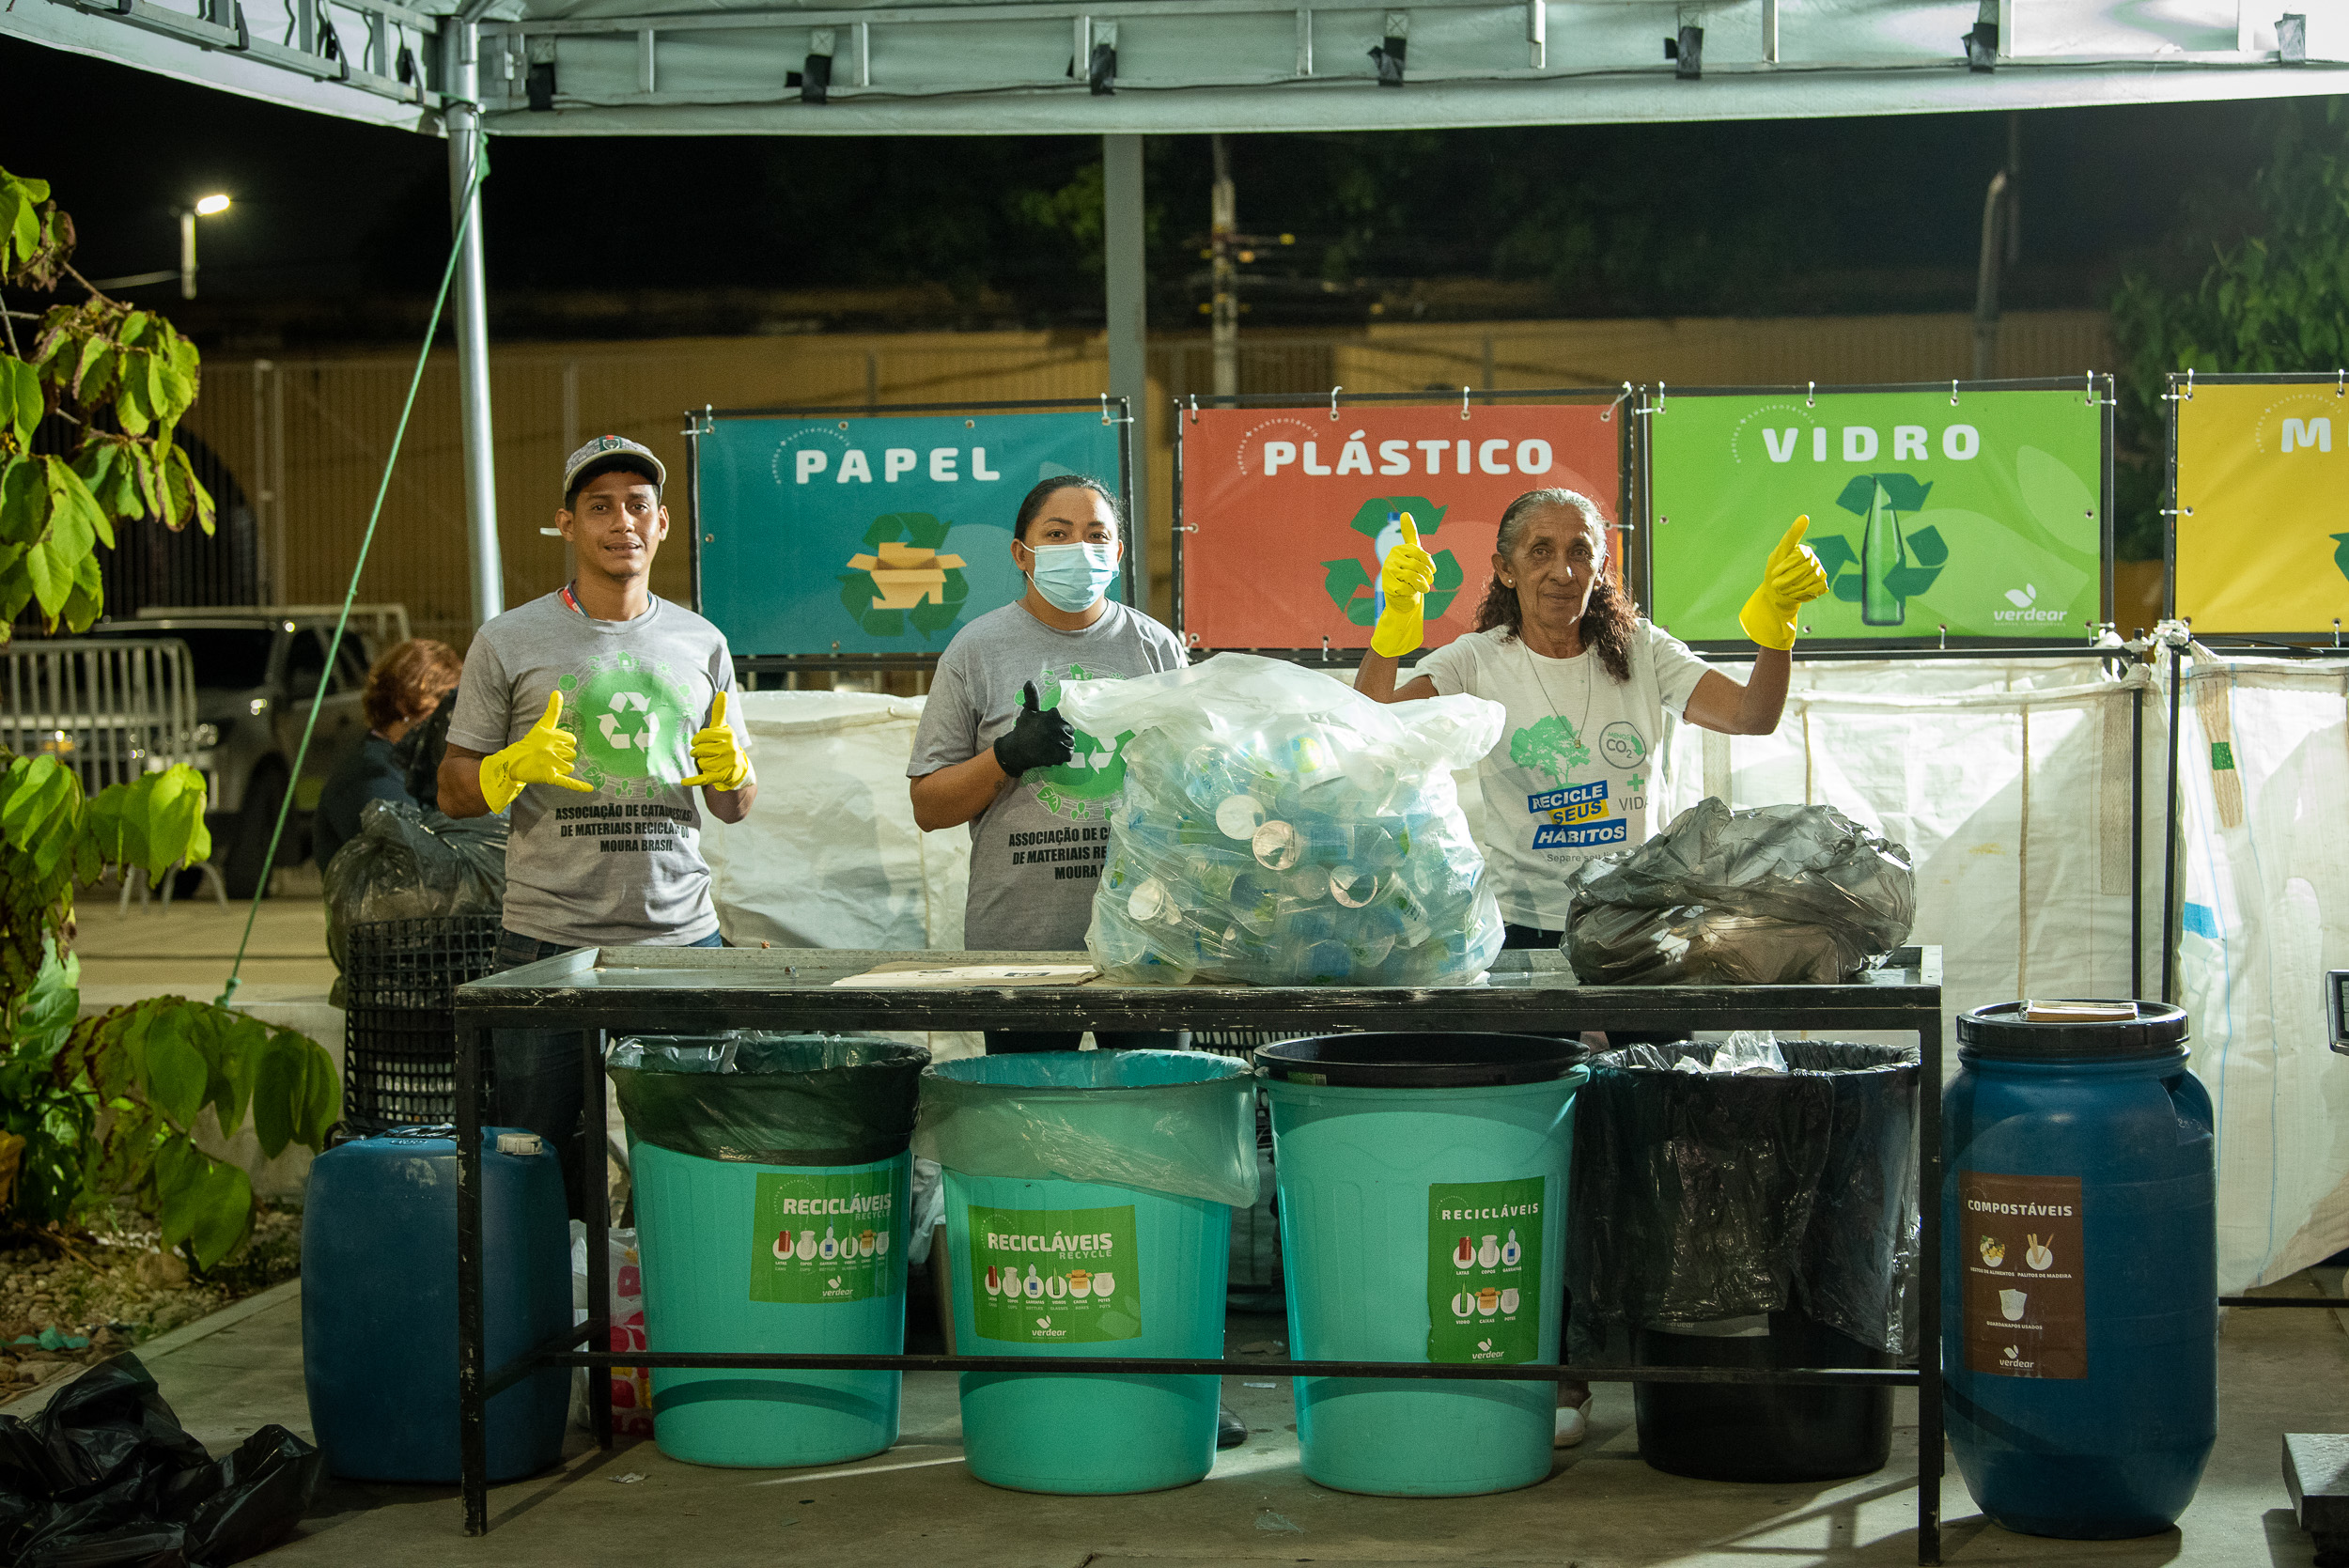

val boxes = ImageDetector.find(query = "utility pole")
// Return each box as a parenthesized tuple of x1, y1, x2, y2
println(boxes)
(1971, 114, 2023, 382)
(1210, 134, 1237, 398)
(1103, 134, 1150, 611)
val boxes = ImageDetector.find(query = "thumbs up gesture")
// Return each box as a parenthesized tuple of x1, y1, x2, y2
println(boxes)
(1370, 513, 1438, 659)
(1737, 515, 1830, 651)
(683, 691, 754, 791)
(478, 691, 594, 812)
(991, 679, 1076, 778)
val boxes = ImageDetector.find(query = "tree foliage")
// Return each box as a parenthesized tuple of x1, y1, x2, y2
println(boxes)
(0, 165, 213, 641)
(0, 753, 337, 1269)
(2109, 101, 2349, 560)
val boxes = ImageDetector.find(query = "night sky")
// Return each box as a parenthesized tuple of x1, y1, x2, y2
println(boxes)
(2, 32, 2270, 340)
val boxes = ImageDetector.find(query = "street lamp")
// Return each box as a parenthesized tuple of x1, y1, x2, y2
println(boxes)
(89, 194, 231, 299)
(179, 194, 231, 300)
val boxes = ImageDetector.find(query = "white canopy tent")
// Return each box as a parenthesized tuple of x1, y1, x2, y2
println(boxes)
(12, 0, 2349, 614)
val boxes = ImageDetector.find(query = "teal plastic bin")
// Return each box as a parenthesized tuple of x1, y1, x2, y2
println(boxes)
(1258, 1032, 1586, 1497)
(610, 1032, 929, 1468)
(913, 1050, 1256, 1495)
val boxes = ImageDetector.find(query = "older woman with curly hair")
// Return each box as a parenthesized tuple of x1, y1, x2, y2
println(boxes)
(313, 636, 463, 870)
(1355, 485, 1826, 1447)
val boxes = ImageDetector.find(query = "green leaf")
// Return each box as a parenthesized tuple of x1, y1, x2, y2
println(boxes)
(0, 453, 37, 546)
(143, 1018, 209, 1128)
(250, 1035, 299, 1159)
(3, 358, 39, 452)
(12, 940, 81, 1056)
(300, 1040, 341, 1148)
(6, 189, 35, 266)
(61, 547, 102, 634)
(48, 455, 110, 551)
(72, 339, 114, 407)
(210, 1013, 265, 1138)
(154, 1136, 252, 1270)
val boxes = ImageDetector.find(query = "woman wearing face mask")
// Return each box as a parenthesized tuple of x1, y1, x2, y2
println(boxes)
(908, 474, 1189, 1052)
(1355, 487, 1826, 1451)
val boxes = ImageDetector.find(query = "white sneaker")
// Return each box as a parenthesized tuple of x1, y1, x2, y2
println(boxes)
(1553, 1397, 1592, 1448)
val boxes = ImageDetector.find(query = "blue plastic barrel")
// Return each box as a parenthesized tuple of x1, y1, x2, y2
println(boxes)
(302, 1127, 569, 1483)
(1258, 1033, 1585, 1498)
(1943, 1001, 2216, 1539)
(632, 1142, 909, 1466)
(926, 1051, 1248, 1495)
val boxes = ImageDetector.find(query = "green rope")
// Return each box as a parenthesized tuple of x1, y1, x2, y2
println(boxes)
(216, 139, 490, 1009)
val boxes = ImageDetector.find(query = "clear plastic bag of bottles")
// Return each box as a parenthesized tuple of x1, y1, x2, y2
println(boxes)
(1057, 654, 1507, 986)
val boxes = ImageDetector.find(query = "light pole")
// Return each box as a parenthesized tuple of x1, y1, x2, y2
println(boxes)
(179, 194, 231, 300)
(90, 193, 231, 297)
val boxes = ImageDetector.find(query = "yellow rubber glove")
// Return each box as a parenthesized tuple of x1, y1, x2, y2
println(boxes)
(1737, 515, 1832, 651)
(682, 691, 753, 791)
(1369, 513, 1439, 659)
(477, 691, 594, 812)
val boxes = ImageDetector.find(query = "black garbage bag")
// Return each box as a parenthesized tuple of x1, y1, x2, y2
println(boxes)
(1566, 799, 1914, 985)
(390, 690, 457, 811)
(0, 1355, 321, 1568)
(608, 1032, 930, 1166)
(1564, 1040, 1919, 1356)
(323, 797, 508, 985)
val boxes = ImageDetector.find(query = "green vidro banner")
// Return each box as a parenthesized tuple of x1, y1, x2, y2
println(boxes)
(1648, 388, 2105, 643)
(695, 410, 1126, 657)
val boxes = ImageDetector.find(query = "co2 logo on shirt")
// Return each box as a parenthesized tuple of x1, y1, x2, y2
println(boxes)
(1597, 722, 1647, 770)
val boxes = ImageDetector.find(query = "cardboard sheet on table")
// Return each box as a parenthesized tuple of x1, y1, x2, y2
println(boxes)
(831, 961, 1102, 989)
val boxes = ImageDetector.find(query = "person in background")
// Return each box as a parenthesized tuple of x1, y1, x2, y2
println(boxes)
(312, 637, 462, 871)
(1354, 484, 1828, 1448)
(908, 474, 1189, 1053)
(440, 434, 756, 1220)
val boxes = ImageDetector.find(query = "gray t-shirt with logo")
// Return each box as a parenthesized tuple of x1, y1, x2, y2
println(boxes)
(447, 591, 743, 948)
(909, 601, 1187, 951)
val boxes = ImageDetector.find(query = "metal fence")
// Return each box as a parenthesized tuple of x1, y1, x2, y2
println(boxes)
(0, 637, 202, 793)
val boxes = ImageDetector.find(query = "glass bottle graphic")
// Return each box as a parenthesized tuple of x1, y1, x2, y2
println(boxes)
(1860, 479, 1906, 627)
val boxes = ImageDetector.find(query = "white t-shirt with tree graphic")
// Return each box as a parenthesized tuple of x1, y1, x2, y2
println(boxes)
(1414, 621, 1708, 929)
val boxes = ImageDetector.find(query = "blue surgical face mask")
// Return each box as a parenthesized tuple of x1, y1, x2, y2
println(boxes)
(1023, 541, 1120, 613)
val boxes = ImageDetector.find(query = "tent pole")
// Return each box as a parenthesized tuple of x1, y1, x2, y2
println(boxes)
(446, 19, 505, 629)
(1103, 133, 1150, 615)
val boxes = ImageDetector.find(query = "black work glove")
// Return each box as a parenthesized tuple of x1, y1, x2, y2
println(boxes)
(993, 679, 1075, 777)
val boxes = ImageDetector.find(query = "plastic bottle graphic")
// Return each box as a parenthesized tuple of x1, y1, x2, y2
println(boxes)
(1477, 1234, 1501, 1268)
(1501, 1230, 1522, 1267)
(1860, 479, 1906, 627)
(1023, 1265, 1044, 1299)
(1453, 1236, 1475, 1269)
(795, 1229, 817, 1261)
(819, 1225, 839, 1262)
(1373, 510, 1403, 619)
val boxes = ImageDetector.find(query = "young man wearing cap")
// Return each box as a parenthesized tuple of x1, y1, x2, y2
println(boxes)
(441, 435, 756, 1216)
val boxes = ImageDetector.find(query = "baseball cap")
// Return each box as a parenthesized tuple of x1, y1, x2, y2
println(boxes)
(563, 434, 666, 499)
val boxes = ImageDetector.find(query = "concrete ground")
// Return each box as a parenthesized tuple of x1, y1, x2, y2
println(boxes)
(72, 881, 338, 1002)
(18, 1267, 2341, 1568)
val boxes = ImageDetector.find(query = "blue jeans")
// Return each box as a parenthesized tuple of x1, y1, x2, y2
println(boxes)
(492, 928, 723, 1220)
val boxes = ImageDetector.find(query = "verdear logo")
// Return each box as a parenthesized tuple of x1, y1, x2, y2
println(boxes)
(1995, 584, 2062, 624)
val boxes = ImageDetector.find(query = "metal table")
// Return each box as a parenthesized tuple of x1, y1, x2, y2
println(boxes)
(455, 944, 1947, 1560)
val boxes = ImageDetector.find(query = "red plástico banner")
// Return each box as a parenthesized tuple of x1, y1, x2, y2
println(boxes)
(1177, 404, 1622, 651)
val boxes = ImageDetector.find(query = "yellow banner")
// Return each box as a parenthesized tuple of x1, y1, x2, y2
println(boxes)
(2175, 381, 2349, 633)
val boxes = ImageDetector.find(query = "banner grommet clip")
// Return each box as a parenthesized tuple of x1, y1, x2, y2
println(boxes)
(1189, 394, 1199, 424)
(1950, 379, 1960, 406)
(1330, 385, 1344, 421)
(1805, 380, 1815, 408)
(1460, 384, 1471, 422)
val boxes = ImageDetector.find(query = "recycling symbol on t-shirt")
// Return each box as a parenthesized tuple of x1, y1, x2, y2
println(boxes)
(1033, 662, 1132, 821)
(558, 651, 696, 800)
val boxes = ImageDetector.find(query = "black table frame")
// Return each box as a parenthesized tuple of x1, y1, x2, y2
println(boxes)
(453, 945, 1947, 1560)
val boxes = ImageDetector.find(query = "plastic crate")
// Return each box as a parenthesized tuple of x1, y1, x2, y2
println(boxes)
(342, 915, 504, 1132)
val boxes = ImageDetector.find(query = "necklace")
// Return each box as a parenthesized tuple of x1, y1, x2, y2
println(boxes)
(1517, 634, 1596, 754)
